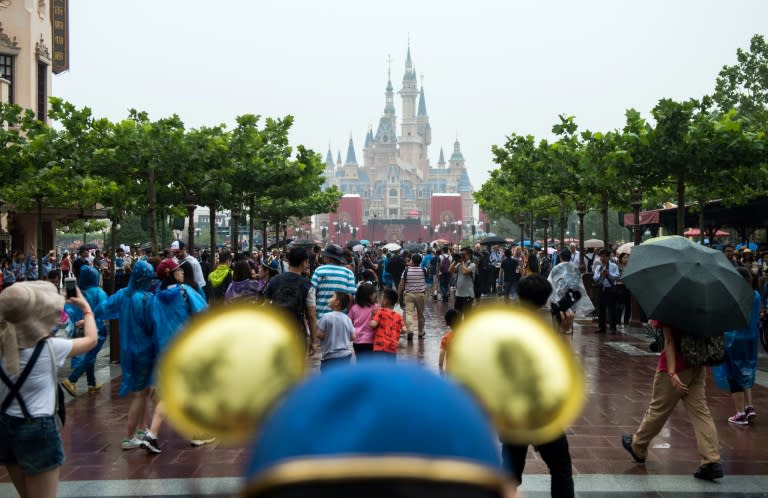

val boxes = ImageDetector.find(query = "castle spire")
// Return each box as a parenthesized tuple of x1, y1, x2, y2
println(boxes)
(325, 146, 334, 168)
(344, 136, 358, 165)
(438, 147, 446, 167)
(417, 84, 428, 117)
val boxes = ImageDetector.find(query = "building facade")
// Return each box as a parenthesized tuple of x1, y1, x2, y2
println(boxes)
(0, 0, 87, 255)
(321, 46, 474, 244)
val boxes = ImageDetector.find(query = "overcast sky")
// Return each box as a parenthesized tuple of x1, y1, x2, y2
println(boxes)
(54, 0, 767, 189)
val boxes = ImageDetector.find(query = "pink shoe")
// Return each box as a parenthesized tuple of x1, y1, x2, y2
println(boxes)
(728, 412, 748, 425)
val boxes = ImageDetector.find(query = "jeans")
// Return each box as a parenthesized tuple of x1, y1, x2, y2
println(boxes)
(502, 435, 574, 498)
(502, 280, 519, 303)
(439, 273, 451, 302)
(69, 334, 107, 386)
(0, 414, 64, 474)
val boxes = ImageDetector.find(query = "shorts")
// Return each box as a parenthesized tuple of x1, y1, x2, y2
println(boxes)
(0, 414, 64, 474)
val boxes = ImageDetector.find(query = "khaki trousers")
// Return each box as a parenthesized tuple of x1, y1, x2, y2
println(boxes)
(632, 368, 720, 465)
(404, 292, 426, 336)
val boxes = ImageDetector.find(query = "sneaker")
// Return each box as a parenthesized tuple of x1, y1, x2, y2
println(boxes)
(87, 384, 102, 394)
(406, 332, 414, 342)
(141, 430, 161, 454)
(745, 406, 757, 421)
(61, 379, 77, 397)
(190, 437, 216, 447)
(728, 412, 749, 425)
(121, 437, 143, 450)
(694, 462, 724, 480)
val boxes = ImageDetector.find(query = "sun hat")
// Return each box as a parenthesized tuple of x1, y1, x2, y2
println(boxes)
(321, 244, 346, 264)
(0, 281, 65, 375)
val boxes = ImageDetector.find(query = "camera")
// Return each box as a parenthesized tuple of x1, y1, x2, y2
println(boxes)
(551, 289, 581, 320)
(64, 277, 77, 299)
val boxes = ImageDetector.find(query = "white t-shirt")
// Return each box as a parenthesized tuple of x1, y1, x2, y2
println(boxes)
(0, 338, 72, 417)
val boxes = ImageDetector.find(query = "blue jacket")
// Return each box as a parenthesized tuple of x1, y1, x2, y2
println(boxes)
(93, 260, 155, 395)
(151, 283, 207, 355)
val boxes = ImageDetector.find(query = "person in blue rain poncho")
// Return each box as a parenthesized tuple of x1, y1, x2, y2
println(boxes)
(712, 266, 761, 426)
(91, 259, 156, 450)
(60, 265, 109, 397)
(140, 258, 208, 454)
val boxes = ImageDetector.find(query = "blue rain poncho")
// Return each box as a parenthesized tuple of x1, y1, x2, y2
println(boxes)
(151, 283, 207, 355)
(92, 260, 156, 396)
(713, 290, 761, 391)
(65, 265, 109, 334)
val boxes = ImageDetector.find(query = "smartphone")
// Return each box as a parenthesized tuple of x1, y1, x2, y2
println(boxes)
(64, 277, 77, 299)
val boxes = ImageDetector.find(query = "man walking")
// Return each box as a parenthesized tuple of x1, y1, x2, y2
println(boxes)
(592, 248, 619, 334)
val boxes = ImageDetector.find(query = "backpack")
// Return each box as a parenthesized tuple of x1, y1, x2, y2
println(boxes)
(440, 255, 451, 274)
(679, 334, 726, 367)
(270, 273, 308, 332)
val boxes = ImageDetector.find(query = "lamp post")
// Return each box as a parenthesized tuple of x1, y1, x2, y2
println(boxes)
(457, 220, 463, 244)
(370, 213, 377, 244)
(542, 216, 549, 249)
(321, 224, 327, 243)
(576, 202, 587, 271)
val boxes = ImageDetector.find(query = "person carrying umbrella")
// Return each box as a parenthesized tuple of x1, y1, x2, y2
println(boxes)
(619, 237, 744, 481)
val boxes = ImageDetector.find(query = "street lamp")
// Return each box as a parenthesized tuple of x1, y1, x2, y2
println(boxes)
(457, 220, 463, 244)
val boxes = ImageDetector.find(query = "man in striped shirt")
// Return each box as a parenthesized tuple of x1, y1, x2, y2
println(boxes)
(308, 244, 357, 358)
(310, 243, 357, 319)
(399, 253, 428, 341)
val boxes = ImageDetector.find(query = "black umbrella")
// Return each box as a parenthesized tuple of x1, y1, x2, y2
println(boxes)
(404, 243, 423, 253)
(622, 236, 753, 336)
(81, 242, 100, 251)
(290, 239, 317, 247)
(480, 235, 506, 246)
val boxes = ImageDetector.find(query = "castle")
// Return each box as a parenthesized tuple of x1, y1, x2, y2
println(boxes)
(320, 45, 475, 244)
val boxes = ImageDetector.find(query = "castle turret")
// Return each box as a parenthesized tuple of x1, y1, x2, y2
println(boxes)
(398, 43, 421, 171)
(449, 139, 465, 169)
(363, 126, 374, 168)
(437, 147, 446, 168)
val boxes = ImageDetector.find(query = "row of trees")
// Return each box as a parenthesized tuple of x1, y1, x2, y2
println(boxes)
(0, 101, 341, 262)
(475, 35, 768, 259)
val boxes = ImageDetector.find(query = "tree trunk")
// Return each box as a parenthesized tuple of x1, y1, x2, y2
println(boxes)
(601, 192, 609, 247)
(108, 216, 120, 295)
(248, 197, 255, 254)
(209, 206, 217, 260)
(577, 203, 586, 272)
(186, 202, 197, 250)
(36, 197, 44, 279)
(148, 164, 158, 255)
(559, 195, 566, 248)
(676, 174, 685, 235)
(519, 219, 525, 247)
(262, 221, 269, 253)
(698, 200, 706, 244)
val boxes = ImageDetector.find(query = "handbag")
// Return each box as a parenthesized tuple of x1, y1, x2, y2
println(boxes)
(46, 340, 66, 429)
(679, 334, 726, 367)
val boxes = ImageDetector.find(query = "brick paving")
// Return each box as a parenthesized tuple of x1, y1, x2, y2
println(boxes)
(1, 297, 767, 496)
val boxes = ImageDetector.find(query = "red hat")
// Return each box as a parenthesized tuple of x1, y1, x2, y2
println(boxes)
(156, 258, 180, 280)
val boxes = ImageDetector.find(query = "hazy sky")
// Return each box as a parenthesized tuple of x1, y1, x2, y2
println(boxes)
(54, 1, 767, 189)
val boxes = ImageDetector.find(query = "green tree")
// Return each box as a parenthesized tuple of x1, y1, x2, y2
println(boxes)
(714, 34, 768, 119)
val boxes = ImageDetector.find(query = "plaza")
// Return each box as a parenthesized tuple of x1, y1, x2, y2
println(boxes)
(2, 298, 766, 498)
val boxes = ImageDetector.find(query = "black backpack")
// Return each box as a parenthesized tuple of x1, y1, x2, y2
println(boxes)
(270, 273, 308, 331)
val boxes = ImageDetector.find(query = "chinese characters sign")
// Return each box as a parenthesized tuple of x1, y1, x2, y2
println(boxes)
(50, 0, 68, 73)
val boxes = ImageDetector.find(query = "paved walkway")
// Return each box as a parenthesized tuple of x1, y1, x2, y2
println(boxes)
(2, 297, 767, 497)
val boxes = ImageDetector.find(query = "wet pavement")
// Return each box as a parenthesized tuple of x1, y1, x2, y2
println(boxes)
(2, 296, 768, 497)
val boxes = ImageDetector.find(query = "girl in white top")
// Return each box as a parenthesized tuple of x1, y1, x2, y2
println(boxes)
(0, 281, 98, 498)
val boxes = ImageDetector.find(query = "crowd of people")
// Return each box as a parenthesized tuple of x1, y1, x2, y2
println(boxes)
(0, 235, 765, 497)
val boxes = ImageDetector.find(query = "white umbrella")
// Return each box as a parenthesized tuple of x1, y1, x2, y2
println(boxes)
(383, 242, 401, 251)
(583, 239, 604, 249)
(617, 242, 634, 255)
(352, 244, 365, 253)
